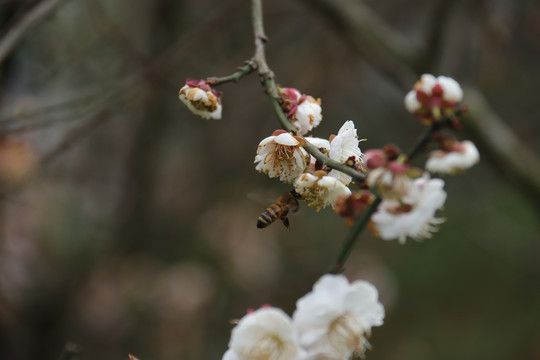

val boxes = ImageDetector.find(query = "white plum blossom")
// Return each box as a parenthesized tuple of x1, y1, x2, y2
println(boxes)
(279, 87, 322, 135)
(291, 97, 323, 135)
(329, 121, 363, 164)
(327, 120, 364, 185)
(292, 274, 385, 360)
(255, 132, 310, 183)
(294, 173, 351, 210)
(179, 80, 222, 120)
(223, 307, 304, 360)
(371, 175, 447, 244)
(426, 140, 480, 174)
(404, 74, 463, 121)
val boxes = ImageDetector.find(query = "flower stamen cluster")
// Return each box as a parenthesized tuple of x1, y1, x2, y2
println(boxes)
(254, 130, 310, 183)
(294, 171, 351, 210)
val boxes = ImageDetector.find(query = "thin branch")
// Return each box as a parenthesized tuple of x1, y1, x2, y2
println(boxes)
(406, 118, 452, 159)
(329, 197, 382, 274)
(0, 0, 67, 65)
(206, 62, 257, 86)
(251, 0, 366, 182)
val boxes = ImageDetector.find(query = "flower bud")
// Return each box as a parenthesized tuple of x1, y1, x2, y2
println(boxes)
(426, 140, 480, 175)
(179, 79, 222, 119)
(278, 87, 322, 135)
(404, 74, 464, 124)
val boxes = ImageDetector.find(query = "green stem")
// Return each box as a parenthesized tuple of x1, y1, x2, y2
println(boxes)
(406, 120, 446, 159)
(329, 196, 382, 274)
(206, 62, 257, 86)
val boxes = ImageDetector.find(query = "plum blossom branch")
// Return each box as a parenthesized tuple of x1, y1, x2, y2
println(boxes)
(329, 117, 454, 273)
(406, 117, 450, 159)
(250, 0, 366, 182)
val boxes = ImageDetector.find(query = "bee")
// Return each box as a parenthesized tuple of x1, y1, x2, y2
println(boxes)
(257, 190, 302, 230)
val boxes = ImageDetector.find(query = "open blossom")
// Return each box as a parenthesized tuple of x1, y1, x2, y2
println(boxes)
(371, 175, 447, 244)
(327, 120, 364, 185)
(404, 74, 463, 122)
(304, 121, 364, 185)
(279, 87, 322, 135)
(179, 79, 222, 119)
(292, 274, 385, 360)
(426, 140, 480, 174)
(223, 307, 304, 360)
(255, 131, 310, 183)
(294, 172, 351, 210)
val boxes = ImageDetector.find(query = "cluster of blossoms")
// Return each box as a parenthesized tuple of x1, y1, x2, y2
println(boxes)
(246, 76, 476, 243)
(178, 74, 479, 244)
(252, 85, 362, 210)
(222, 274, 385, 360)
(179, 58, 481, 358)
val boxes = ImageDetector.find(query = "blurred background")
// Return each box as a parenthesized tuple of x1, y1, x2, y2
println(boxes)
(0, 0, 539, 359)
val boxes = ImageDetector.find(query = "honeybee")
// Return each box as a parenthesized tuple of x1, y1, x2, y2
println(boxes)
(257, 190, 302, 230)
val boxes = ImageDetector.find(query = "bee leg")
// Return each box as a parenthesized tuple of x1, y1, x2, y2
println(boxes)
(281, 217, 290, 230)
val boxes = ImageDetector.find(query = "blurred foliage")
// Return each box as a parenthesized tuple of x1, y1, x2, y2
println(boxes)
(0, 0, 539, 359)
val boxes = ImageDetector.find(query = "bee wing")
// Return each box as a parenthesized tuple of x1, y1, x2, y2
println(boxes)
(246, 190, 281, 205)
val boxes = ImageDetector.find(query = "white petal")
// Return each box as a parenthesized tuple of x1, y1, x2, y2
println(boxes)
(305, 137, 330, 150)
(438, 75, 463, 102)
(404, 90, 421, 113)
(274, 133, 300, 146)
(418, 73, 436, 94)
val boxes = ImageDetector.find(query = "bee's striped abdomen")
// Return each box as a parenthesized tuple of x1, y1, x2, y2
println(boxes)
(257, 204, 284, 228)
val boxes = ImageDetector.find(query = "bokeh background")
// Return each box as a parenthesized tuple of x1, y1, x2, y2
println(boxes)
(0, 0, 539, 359)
